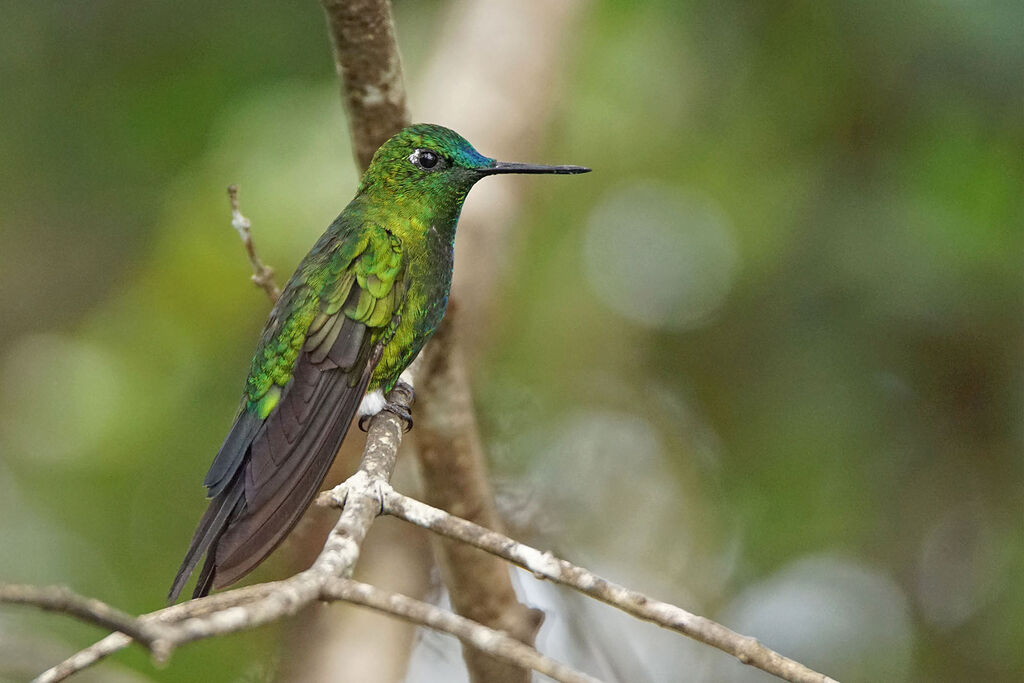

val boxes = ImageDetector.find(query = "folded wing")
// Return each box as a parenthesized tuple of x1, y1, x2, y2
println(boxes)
(169, 224, 404, 602)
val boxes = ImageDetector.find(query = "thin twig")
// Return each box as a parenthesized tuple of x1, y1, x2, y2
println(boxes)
(25, 461, 839, 683)
(32, 583, 282, 683)
(33, 632, 128, 683)
(379, 487, 840, 683)
(323, 579, 599, 683)
(0, 585, 168, 651)
(228, 184, 281, 302)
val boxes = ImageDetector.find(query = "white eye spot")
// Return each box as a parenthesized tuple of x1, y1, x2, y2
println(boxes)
(410, 148, 441, 170)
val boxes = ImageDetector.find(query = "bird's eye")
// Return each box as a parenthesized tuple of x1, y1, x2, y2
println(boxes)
(410, 148, 444, 171)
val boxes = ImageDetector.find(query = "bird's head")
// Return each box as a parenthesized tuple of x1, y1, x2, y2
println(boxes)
(358, 123, 589, 210)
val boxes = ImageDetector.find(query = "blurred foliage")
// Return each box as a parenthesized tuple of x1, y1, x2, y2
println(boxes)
(1, 1, 1021, 682)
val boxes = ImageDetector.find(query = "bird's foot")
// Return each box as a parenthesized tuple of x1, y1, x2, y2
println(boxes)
(383, 400, 414, 432)
(384, 380, 415, 432)
(358, 381, 415, 433)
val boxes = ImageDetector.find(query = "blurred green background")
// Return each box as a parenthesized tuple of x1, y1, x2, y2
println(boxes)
(1, 1, 1021, 681)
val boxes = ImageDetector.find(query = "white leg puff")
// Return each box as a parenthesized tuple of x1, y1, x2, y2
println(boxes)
(358, 389, 386, 417)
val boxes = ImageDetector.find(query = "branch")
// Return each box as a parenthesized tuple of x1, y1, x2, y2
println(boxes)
(405, 3, 591, 677)
(0, 585, 168, 652)
(27, 394, 410, 682)
(19, 467, 840, 683)
(317, 0, 541, 680)
(33, 633, 126, 683)
(414, 318, 544, 683)
(10, 575, 598, 683)
(228, 184, 281, 303)
(24, 388, 595, 683)
(309, 382, 410, 578)
(323, 579, 597, 683)
(379, 487, 840, 683)
(156, 387, 411, 649)
(319, 0, 410, 169)
(31, 584, 281, 683)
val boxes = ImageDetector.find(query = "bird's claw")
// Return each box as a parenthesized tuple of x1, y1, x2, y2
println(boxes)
(385, 401, 414, 432)
(358, 402, 413, 432)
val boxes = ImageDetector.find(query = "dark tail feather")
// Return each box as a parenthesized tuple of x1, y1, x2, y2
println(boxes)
(193, 552, 218, 599)
(208, 359, 374, 589)
(167, 478, 244, 603)
(204, 410, 262, 498)
(168, 312, 379, 603)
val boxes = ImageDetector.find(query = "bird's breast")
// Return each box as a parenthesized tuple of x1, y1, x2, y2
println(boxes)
(409, 224, 455, 331)
(368, 224, 455, 391)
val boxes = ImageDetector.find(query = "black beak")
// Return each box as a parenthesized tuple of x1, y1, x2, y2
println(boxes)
(479, 161, 591, 176)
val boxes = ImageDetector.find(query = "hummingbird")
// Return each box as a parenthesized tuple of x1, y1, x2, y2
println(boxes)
(168, 123, 589, 602)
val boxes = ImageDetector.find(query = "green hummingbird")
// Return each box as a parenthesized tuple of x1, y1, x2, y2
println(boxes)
(169, 123, 589, 602)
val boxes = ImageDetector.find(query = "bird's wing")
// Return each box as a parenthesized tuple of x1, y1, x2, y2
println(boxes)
(169, 223, 405, 602)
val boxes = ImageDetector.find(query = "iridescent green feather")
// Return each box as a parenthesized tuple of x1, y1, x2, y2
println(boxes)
(243, 221, 406, 419)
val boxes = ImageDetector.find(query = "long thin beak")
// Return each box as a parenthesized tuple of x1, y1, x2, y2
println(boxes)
(479, 161, 591, 176)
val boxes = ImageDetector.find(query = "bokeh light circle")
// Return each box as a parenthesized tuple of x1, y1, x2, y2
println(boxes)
(583, 182, 738, 330)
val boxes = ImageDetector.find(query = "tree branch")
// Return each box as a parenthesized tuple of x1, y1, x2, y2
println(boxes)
(8, 574, 598, 683)
(379, 486, 840, 683)
(322, 579, 597, 683)
(414, 318, 544, 683)
(0, 585, 169, 652)
(21, 458, 840, 683)
(26, 392, 410, 682)
(318, 1, 543, 680)
(30, 584, 282, 683)
(22, 389, 596, 683)
(319, 0, 410, 169)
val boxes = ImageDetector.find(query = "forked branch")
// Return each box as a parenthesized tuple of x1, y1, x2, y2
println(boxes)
(17, 392, 597, 683)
